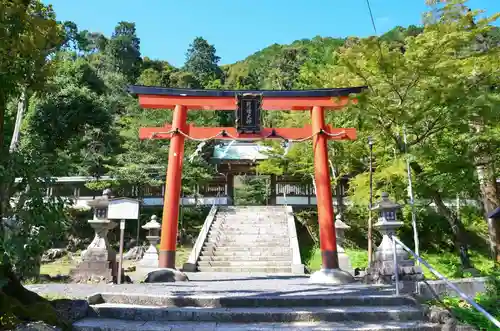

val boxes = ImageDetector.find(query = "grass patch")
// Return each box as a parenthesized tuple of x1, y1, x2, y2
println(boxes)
(307, 248, 369, 271)
(40, 260, 74, 277)
(39, 245, 192, 278)
(305, 247, 495, 279)
(419, 251, 495, 279)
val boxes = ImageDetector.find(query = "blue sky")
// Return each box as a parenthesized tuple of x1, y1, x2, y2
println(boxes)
(44, 0, 499, 67)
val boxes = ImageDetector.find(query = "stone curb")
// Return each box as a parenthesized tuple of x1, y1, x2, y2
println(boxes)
(91, 293, 418, 308)
(90, 304, 425, 323)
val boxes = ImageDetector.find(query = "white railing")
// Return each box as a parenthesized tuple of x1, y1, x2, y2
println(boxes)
(391, 236, 500, 329)
(183, 204, 218, 271)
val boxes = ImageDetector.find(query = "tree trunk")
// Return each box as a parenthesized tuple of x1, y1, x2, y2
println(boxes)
(0, 91, 7, 241)
(0, 263, 71, 330)
(472, 117, 500, 262)
(476, 162, 500, 263)
(9, 87, 27, 153)
(0, 264, 45, 305)
(410, 161, 473, 269)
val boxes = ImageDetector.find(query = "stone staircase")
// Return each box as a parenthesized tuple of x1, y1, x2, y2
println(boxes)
(73, 291, 441, 330)
(196, 206, 301, 273)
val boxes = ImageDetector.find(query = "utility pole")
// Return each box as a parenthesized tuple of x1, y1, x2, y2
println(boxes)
(403, 126, 420, 260)
(368, 136, 374, 264)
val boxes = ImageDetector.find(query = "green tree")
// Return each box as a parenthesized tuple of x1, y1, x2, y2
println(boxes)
(268, 48, 308, 90)
(319, 1, 499, 268)
(24, 55, 115, 176)
(105, 21, 142, 82)
(184, 37, 222, 87)
(0, 0, 63, 150)
(0, 2, 75, 329)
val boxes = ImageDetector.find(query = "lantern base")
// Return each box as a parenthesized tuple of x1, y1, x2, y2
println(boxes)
(309, 268, 355, 285)
(139, 244, 160, 268)
(337, 247, 353, 274)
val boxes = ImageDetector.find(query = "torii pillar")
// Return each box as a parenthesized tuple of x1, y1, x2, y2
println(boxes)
(130, 86, 365, 283)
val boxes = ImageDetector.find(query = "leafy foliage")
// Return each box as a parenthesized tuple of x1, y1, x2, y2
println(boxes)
(234, 176, 270, 206)
(436, 270, 500, 330)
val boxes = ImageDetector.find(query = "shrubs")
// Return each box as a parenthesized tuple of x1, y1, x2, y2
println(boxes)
(438, 269, 500, 331)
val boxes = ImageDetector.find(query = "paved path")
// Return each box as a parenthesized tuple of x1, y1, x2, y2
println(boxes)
(27, 273, 394, 299)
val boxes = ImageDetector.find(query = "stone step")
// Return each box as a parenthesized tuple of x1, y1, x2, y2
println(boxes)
(215, 217, 287, 220)
(199, 255, 292, 262)
(207, 237, 289, 242)
(210, 225, 288, 230)
(204, 243, 290, 248)
(211, 228, 287, 232)
(202, 246, 292, 253)
(208, 238, 288, 243)
(197, 261, 292, 267)
(209, 230, 288, 235)
(212, 231, 286, 236)
(213, 222, 287, 226)
(206, 238, 290, 244)
(74, 318, 441, 331)
(207, 242, 290, 248)
(89, 303, 425, 323)
(215, 215, 283, 218)
(220, 210, 285, 213)
(214, 215, 286, 219)
(218, 216, 286, 218)
(197, 266, 293, 272)
(212, 223, 288, 228)
(201, 250, 292, 257)
(209, 228, 288, 233)
(201, 254, 292, 260)
(92, 293, 419, 308)
(203, 240, 289, 249)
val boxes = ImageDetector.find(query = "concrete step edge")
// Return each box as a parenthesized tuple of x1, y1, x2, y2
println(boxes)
(94, 293, 420, 308)
(207, 243, 290, 245)
(89, 304, 425, 323)
(73, 318, 441, 331)
(197, 268, 294, 272)
(197, 262, 292, 266)
(200, 257, 292, 260)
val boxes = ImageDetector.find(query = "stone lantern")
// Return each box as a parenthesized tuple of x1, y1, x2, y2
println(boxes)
(139, 215, 161, 268)
(70, 189, 117, 283)
(335, 214, 353, 274)
(365, 192, 423, 285)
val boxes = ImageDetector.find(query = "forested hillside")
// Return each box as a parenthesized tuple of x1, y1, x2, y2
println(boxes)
(1, 0, 500, 282)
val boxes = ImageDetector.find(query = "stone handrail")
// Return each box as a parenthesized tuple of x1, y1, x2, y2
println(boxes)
(286, 205, 305, 274)
(182, 204, 218, 272)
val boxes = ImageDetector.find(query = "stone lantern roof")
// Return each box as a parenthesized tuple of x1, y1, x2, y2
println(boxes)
(142, 215, 161, 230)
(371, 192, 401, 211)
(87, 189, 113, 209)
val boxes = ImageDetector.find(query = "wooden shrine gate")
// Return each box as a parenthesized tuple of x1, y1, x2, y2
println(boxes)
(130, 86, 364, 271)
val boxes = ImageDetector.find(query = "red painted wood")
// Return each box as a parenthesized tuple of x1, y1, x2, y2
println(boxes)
(312, 106, 338, 269)
(159, 105, 187, 269)
(138, 95, 356, 110)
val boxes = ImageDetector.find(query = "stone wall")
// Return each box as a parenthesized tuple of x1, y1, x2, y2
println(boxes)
(417, 277, 488, 300)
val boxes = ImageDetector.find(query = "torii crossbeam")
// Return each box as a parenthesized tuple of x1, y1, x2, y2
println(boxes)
(129, 86, 365, 278)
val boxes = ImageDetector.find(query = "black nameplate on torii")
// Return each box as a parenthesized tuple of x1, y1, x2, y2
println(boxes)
(235, 93, 262, 134)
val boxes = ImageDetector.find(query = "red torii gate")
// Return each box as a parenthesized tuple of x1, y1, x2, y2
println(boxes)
(129, 86, 365, 274)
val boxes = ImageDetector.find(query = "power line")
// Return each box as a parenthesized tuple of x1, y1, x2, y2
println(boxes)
(365, 0, 378, 35)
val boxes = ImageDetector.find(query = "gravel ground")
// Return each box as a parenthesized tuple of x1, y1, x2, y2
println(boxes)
(27, 273, 395, 299)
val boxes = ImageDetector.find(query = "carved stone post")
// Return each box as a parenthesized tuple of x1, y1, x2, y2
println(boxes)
(335, 214, 353, 274)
